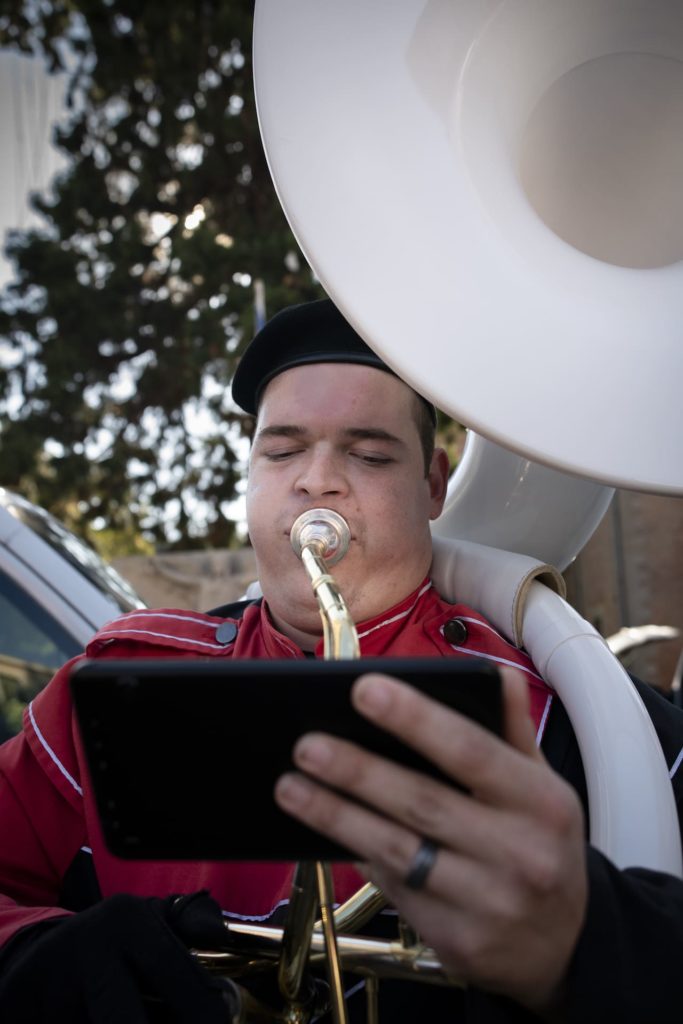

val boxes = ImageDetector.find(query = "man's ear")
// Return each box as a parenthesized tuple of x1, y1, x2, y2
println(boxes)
(428, 447, 450, 519)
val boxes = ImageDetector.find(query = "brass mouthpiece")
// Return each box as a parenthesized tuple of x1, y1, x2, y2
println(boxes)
(290, 508, 351, 566)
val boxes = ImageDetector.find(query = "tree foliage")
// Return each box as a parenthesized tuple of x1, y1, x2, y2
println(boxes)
(0, 0, 323, 550)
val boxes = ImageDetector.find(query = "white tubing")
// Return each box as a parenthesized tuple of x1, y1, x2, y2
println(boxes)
(432, 432, 614, 572)
(430, 537, 682, 874)
(523, 581, 682, 875)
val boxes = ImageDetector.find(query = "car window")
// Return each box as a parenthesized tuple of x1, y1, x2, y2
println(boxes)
(0, 490, 143, 614)
(0, 567, 81, 740)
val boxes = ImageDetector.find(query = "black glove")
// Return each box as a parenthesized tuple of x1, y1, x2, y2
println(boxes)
(0, 891, 240, 1023)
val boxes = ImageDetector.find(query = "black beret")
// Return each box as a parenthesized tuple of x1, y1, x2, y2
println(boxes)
(232, 298, 436, 423)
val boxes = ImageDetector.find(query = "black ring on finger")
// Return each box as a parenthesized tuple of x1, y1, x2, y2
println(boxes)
(404, 838, 439, 891)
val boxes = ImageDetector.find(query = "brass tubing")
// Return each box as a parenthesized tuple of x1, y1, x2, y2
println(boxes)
(365, 976, 379, 1024)
(316, 860, 349, 1024)
(315, 882, 387, 936)
(300, 544, 360, 658)
(277, 861, 319, 1004)
(197, 927, 458, 987)
(286, 509, 359, 1021)
(398, 917, 420, 950)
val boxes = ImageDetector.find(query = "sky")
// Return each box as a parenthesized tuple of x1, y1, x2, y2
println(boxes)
(0, 50, 66, 285)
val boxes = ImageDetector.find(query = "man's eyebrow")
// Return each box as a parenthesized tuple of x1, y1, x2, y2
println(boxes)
(343, 427, 404, 446)
(254, 424, 405, 445)
(255, 424, 308, 441)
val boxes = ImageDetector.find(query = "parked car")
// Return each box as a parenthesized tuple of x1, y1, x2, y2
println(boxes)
(0, 488, 145, 739)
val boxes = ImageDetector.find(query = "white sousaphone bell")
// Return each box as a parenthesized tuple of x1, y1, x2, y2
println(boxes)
(253, 0, 683, 874)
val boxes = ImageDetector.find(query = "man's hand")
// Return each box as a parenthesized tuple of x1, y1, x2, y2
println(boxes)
(0, 891, 239, 1023)
(275, 668, 587, 1014)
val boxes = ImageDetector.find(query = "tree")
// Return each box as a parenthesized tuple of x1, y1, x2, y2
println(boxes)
(0, 0, 322, 551)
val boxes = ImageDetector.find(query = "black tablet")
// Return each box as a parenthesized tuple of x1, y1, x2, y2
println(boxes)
(70, 657, 502, 861)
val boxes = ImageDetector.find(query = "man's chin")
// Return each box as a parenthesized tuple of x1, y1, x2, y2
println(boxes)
(260, 558, 366, 636)
(264, 587, 324, 631)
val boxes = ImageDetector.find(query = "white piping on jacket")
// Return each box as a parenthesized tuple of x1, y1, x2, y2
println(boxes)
(28, 701, 83, 796)
(93, 627, 232, 651)
(442, 639, 545, 685)
(536, 694, 554, 747)
(357, 581, 432, 640)
(669, 746, 683, 781)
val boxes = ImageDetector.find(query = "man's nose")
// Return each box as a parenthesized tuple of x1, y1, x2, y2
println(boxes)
(294, 450, 347, 497)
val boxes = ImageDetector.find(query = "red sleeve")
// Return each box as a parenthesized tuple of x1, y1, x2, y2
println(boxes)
(0, 663, 88, 948)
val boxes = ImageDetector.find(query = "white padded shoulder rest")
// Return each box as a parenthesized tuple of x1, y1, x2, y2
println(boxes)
(430, 535, 565, 648)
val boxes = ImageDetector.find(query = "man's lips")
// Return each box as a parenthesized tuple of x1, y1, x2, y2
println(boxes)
(281, 529, 356, 541)
(283, 510, 356, 541)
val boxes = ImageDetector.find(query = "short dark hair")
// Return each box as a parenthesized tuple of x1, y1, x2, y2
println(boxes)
(411, 391, 436, 476)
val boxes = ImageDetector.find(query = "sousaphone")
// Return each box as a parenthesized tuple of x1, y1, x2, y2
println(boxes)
(252, 0, 683, 873)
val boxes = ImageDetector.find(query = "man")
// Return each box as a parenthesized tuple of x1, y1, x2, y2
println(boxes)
(0, 297, 682, 1022)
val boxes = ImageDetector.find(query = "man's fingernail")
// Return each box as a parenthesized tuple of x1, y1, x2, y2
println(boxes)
(275, 773, 313, 809)
(295, 734, 332, 769)
(354, 675, 393, 717)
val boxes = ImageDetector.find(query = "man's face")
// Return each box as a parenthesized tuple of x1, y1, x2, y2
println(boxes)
(246, 362, 448, 644)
